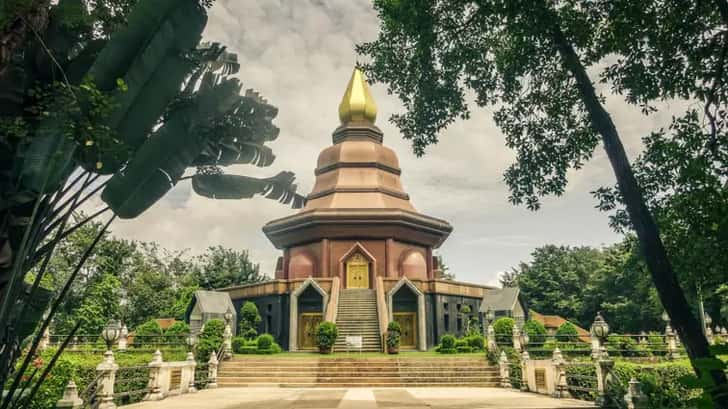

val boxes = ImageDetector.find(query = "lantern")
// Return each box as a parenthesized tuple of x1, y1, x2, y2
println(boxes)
(101, 320, 121, 351)
(186, 333, 197, 352)
(224, 307, 233, 325)
(485, 306, 495, 324)
(590, 312, 609, 340)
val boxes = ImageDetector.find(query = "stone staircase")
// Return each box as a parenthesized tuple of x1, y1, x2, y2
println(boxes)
(333, 289, 381, 352)
(217, 356, 501, 387)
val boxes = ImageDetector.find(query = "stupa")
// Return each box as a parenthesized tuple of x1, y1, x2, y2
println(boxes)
(195, 68, 526, 352)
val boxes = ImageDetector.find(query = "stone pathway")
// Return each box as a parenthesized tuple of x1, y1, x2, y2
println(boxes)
(124, 387, 595, 409)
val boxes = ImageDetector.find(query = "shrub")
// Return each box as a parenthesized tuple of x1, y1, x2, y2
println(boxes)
(456, 345, 473, 353)
(647, 332, 666, 356)
(609, 361, 699, 408)
(133, 319, 163, 347)
(493, 317, 515, 346)
(316, 321, 338, 352)
(555, 322, 579, 343)
(387, 320, 401, 333)
(240, 301, 261, 340)
(455, 338, 468, 348)
(257, 333, 274, 350)
(387, 321, 402, 350)
(195, 319, 224, 362)
(466, 334, 485, 351)
(606, 334, 647, 357)
(466, 317, 481, 337)
(437, 334, 457, 353)
(522, 319, 547, 347)
(231, 336, 247, 353)
(163, 321, 190, 345)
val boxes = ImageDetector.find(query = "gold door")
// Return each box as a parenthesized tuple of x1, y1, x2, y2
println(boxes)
(393, 312, 417, 348)
(299, 313, 323, 350)
(346, 253, 370, 289)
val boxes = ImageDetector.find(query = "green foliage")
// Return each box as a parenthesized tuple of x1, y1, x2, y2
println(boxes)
(436, 334, 457, 353)
(493, 318, 515, 346)
(239, 301, 261, 340)
(124, 265, 176, 328)
(256, 333, 274, 350)
(386, 322, 401, 351)
(316, 321, 338, 352)
(609, 361, 701, 408)
(133, 319, 163, 347)
(73, 273, 122, 336)
(465, 335, 485, 351)
(231, 336, 248, 353)
(522, 320, 547, 347)
(555, 322, 579, 343)
(190, 246, 266, 290)
(195, 319, 224, 362)
(163, 322, 190, 345)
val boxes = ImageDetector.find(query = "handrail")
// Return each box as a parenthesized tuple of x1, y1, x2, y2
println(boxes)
(375, 276, 389, 352)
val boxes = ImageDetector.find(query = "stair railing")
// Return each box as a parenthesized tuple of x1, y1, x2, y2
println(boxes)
(375, 277, 389, 352)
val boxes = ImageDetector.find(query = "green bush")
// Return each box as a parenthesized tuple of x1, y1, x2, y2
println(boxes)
(565, 363, 598, 401)
(522, 319, 547, 347)
(493, 317, 515, 346)
(316, 321, 338, 352)
(195, 319, 224, 362)
(647, 332, 666, 356)
(606, 334, 648, 357)
(387, 321, 401, 333)
(240, 301, 261, 340)
(455, 338, 468, 348)
(231, 336, 247, 353)
(163, 321, 190, 345)
(466, 335, 485, 351)
(456, 345, 473, 353)
(437, 334, 457, 353)
(609, 361, 699, 408)
(257, 333, 274, 350)
(555, 322, 579, 343)
(133, 319, 163, 347)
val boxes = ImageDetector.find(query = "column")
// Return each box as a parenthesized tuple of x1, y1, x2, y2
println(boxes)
(594, 347, 614, 407)
(551, 348, 570, 399)
(56, 380, 83, 409)
(96, 350, 118, 409)
(520, 351, 530, 392)
(117, 325, 128, 351)
(498, 351, 511, 388)
(665, 324, 680, 360)
(207, 352, 219, 389)
(185, 352, 197, 393)
(385, 238, 395, 277)
(145, 350, 164, 401)
(223, 323, 233, 360)
(512, 324, 522, 352)
(321, 239, 330, 277)
(486, 324, 497, 352)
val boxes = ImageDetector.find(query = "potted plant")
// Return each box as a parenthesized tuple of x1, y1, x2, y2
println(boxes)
(316, 321, 338, 354)
(386, 321, 401, 354)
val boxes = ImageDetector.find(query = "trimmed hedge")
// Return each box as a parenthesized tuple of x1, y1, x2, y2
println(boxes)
(522, 319, 547, 347)
(493, 317, 515, 346)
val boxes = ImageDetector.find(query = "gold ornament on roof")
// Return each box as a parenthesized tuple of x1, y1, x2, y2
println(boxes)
(338, 67, 377, 124)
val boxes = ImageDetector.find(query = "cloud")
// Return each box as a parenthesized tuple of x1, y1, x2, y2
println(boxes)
(91, 0, 685, 286)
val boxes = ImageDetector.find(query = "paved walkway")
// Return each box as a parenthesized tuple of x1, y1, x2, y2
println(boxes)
(125, 387, 595, 409)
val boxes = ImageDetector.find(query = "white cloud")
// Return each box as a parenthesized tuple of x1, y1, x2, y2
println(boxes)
(91, 0, 685, 286)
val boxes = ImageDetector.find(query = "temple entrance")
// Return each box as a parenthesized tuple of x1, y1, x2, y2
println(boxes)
(346, 253, 370, 288)
(393, 312, 417, 348)
(298, 312, 323, 350)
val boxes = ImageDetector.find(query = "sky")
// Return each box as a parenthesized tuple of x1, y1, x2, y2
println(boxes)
(87, 0, 686, 286)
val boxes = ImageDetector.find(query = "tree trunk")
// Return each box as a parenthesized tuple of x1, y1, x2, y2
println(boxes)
(548, 20, 728, 408)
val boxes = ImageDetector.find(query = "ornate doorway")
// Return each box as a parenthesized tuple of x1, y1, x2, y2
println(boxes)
(346, 253, 370, 288)
(393, 312, 417, 348)
(298, 312, 323, 350)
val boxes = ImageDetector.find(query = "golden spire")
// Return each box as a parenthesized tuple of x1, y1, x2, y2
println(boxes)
(338, 67, 377, 124)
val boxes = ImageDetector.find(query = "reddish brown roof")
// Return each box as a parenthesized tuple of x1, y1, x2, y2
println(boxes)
(530, 310, 590, 343)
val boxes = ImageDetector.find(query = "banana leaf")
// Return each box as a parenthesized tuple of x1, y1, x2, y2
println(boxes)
(19, 117, 77, 193)
(191, 172, 305, 208)
(86, 0, 180, 90)
(101, 79, 242, 218)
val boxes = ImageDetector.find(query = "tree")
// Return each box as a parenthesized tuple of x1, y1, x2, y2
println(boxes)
(555, 322, 579, 343)
(190, 246, 265, 290)
(239, 301, 261, 340)
(523, 319, 547, 347)
(0, 0, 305, 401)
(72, 273, 121, 337)
(358, 0, 727, 400)
(124, 267, 177, 328)
(511, 240, 663, 333)
(492, 317, 514, 346)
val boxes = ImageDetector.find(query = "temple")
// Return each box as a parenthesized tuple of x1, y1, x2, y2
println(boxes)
(198, 68, 527, 351)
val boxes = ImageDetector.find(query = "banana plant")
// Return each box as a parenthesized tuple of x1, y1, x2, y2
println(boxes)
(0, 0, 303, 404)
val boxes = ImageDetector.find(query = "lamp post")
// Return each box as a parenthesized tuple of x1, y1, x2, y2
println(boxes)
(101, 320, 121, 352)
(186, 333, 197, 360)
(484, 306, 496, 352)
(590, 312, 609, 358)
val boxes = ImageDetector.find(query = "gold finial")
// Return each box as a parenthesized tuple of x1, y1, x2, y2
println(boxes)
(338, 67, 377, 124)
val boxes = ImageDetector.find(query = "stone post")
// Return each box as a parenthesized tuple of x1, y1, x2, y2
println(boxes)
(486, 324, 496, 352)
(498, 351, 511, 389)
(520, 350, 529, 392)
(96, 350, 118, 409)
(118, 325, 128, 351)
(512, 324, 521, 352)
(70, 336, 79, 351)
(39, 327, 50, 351)
(207, 352, 219, 389)
(594, 347, 614, 407)
(222, 323, 233, 360)
(590, 333, 601, 360)
(624, 377, 646, 409)
(145, 350, 164, 401)
(551, 348, 570, 399)
(705, 325, 714, 345)
(56, 380, 83, 409)
(665, 324, 680, 360)
(721, 327, 728, 343)
(186, 351, 197, 393)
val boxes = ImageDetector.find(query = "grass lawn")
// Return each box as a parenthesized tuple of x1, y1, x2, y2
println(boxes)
(234, 350, 487, 359)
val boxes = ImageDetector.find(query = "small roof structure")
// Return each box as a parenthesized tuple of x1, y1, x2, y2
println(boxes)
(185, 290, 237, 334)
(479, 287, 521, 313)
